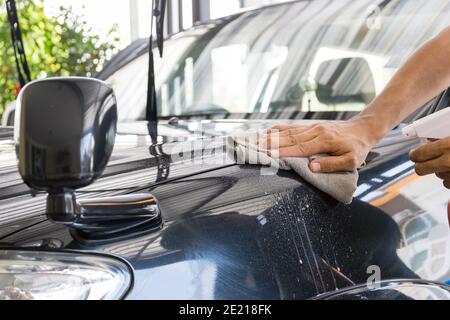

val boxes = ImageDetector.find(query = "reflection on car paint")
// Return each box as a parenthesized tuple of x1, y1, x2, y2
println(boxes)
(128, 260, 217, 300)
(358, 161, 450, 283)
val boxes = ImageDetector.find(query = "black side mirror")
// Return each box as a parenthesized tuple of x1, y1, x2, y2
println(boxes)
(16, 77, 117, 192)
(15, 77, 162, 241)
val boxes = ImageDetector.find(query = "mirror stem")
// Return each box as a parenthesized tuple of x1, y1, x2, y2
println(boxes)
(46, 191, 78, 224)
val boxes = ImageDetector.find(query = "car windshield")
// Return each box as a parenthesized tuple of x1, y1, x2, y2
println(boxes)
(106, 0, 450, 121)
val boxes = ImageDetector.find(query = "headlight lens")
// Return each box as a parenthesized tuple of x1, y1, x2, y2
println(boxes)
(0, 250, 132, 300)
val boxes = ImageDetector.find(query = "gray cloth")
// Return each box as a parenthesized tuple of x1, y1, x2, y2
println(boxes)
(228, 132, 358, 204)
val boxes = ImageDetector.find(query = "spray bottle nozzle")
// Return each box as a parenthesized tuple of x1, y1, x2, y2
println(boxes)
(401, 124, 418, 139)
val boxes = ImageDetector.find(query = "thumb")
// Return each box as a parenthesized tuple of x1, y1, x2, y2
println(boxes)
(310, 155, 358, 173)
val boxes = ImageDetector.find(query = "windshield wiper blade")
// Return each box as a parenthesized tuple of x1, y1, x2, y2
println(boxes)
(146, 0, 166, 129)
(155, 0, 166, 58)
(6, 0, 32, 88)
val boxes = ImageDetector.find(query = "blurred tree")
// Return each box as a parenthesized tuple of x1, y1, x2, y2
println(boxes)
(0, 0, 120, 118)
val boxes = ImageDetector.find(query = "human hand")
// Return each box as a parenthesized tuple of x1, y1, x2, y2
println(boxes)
(260, 117, 383, 173)
(410, 137, 450, 189)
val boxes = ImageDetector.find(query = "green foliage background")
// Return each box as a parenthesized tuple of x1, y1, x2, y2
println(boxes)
(0, 0, 120, 118)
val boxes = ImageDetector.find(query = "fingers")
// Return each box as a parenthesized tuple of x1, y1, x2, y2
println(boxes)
(260, 133, 295, 149)
(437, 172, 450, 180)
(267, 125, 296, 132)
(410, 138, 450, 163)
(264, 126, 311, 140)
(268, 125, 309, 133)
(309, 154, 359, 173)
(436, 172, 450, 189)
(261, 128, 319, 149)
(270, 138, 325, 158)
(415, 154, 450, 176)
(264, 124, 343, 159)
(263, 122, 373, 173)
(444, 180, 450, 189)
(411, 138, 450, 180)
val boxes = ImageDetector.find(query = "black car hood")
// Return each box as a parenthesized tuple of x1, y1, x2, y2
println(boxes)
(0, 119, 415, 240)
(0, 119, 426, 299)
(0, 119, 299, 237)
(0, 119, 302, 198)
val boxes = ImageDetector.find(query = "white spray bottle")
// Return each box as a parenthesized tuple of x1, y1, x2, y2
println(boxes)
(402, 107, 450, 139)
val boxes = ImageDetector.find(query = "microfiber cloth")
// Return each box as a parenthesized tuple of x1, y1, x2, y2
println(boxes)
(228, 132, 359, 204)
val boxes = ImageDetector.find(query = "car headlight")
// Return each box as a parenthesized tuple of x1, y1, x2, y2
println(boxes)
(0, 249, 132, 300)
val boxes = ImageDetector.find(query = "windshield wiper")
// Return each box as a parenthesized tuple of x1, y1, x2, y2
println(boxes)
(6, 0, 32, 88)
(146, 0, 166, 126)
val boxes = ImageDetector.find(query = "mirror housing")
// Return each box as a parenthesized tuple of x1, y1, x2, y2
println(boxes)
(15, 77, 117, 192)
(14, 77, 162, 240)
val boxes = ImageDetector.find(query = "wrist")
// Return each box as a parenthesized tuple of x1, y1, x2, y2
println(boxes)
(350, 114, 388, 145)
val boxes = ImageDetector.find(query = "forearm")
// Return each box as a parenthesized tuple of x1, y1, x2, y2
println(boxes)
(355, 27, 450, 142)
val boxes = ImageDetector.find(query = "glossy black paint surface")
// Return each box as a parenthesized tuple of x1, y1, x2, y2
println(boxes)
(2, 0, 450, 299)
(1, 119, 448, 299)
(15, 77, 117, 191)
